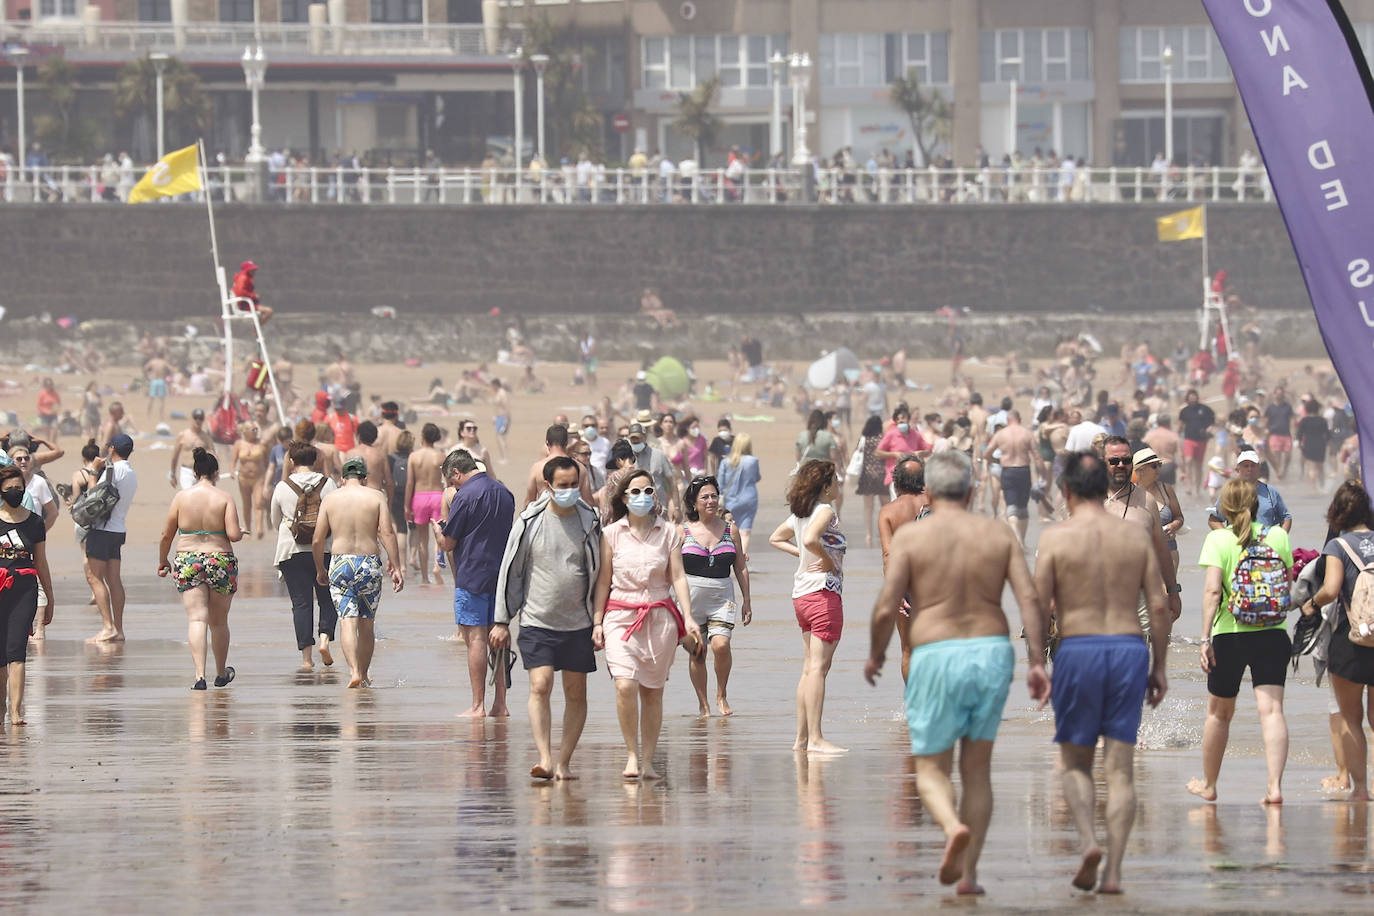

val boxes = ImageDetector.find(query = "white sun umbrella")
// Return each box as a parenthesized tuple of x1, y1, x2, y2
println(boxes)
(806, 347, 862, 389)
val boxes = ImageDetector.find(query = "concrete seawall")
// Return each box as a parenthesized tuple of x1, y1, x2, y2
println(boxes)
(1, 202, 1307, 320)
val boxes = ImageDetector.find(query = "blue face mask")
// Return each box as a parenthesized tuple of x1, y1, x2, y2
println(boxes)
(583, 427, 597, 441)
(627, 493, 656, 517)
(631, 441, 646, 454)
(551, 487, 580, 509)
(897, 422, 911, 434)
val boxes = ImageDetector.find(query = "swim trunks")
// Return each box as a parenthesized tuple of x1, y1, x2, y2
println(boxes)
(148, 378, 167, 399)
(1000, 465, 1031, 517)
(1051, 634, 1148, 746)
(411, 490, 443, 525)
(494, 415, 510, 436)
(173, 551, 239, 595)
(453, 586, 496, 627)
(329, 553, 383, 619)
(905, 635, 1014, 756)
(1267, 434, 1292, 454)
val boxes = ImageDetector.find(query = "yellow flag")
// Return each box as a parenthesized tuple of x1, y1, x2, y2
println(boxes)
(128, 144, 202, 203)
(1156, 205, 1204, 242)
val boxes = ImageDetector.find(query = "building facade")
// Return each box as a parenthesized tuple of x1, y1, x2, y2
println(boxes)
(3, 0, 1374, 165)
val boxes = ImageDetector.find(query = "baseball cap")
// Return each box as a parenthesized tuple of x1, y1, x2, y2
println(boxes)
(628, 423, 646, 438)
(341, 457, 368, 479)
(240, 260, 258, 272)
(192, 408, 205, 419)
(1132, 447, 1160, 467)
(108, 433, 134, 455)
(1235, 450, 1261, 466)
(331, 394, 346, 408)
(636, 370, 647, 381)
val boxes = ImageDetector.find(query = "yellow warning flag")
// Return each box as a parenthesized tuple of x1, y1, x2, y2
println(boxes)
(128, 143, 202, 203)
(1156, 205, 1205, 242)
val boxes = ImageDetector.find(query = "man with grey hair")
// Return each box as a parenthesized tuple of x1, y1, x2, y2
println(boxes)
(434, 448, 515, 717)
(865, 450, 1048, 896)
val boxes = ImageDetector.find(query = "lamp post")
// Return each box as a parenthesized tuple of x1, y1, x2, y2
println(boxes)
(241, 45, 267, 163)
(1001, 56, 1022, 157)
(1162, 44, 1175, 169)
(530, 52, 549, 165)
(509, 47, 524, 175)
(789, 51, 811, 167)
(769, 51, 787, 161)
(150, 52, 169, 160)
(10, 47, 27, 182)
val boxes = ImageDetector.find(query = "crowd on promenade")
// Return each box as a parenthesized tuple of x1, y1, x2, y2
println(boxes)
(1, 295, 1371, 896)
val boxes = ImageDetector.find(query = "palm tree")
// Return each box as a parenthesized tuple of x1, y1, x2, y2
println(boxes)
(890, 68, 951, 165)
(34, 55, 102, 160)
(114, 55, 213, 155)
(671, 75, 721, 164)
(519, 13, 605, 160)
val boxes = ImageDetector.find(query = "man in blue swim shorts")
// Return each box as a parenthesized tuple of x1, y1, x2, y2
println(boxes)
(866, 451, 1049, 897)
(1032, 452, 1169, 895)
(314, 458, 405, 688)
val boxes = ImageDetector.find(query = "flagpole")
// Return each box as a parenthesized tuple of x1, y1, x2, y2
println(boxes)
(1201, 203, 1209, 302)
(199, 139, 234, 403)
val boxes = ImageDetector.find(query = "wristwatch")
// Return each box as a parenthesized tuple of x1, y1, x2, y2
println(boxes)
(1166, 583, 1182, 594)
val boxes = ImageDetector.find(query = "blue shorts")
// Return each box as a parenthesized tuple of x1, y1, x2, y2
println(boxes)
(905, 635, 1014, 756)
(453, 587, 496, 627)
(1052, 634, 1148, 746)
(494, 415, 510, 436)
(148, 378, 167, 398)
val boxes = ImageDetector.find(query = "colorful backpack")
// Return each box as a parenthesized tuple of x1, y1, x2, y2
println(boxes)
(1228, 526, 1292, 627)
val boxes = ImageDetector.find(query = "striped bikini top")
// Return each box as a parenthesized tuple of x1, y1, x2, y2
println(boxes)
(681, 523, 735, 578)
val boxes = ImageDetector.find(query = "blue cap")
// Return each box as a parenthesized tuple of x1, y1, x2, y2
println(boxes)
(108, 434, 134, 455)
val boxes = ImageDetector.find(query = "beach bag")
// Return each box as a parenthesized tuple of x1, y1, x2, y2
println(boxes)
(1227, 526, 1292, 627)
(70, 466, 119, 529)
(285, 477, 323, 545)
(1334, 538, 1374, 647)
(845, 444, 864, 478)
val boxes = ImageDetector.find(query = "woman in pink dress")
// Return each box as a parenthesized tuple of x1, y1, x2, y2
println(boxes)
(677, 415, 710, 477)
(593, 469, 701, 780)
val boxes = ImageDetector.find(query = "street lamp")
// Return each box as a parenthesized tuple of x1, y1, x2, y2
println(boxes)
(1162, 44, 1175, 169)
(1001, 56, 1022, 157)
(789, 51, 811, 167)
(508, 47, 524, 175)
(150, 52, 169, 160)
(10, 47, 27, 181)
(769, 51, 787, 161)
(240, 45, 267, 163)
(530, 52, 549, 165)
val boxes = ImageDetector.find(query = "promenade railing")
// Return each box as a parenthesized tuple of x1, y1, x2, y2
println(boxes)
(0, 163, 1275, 206)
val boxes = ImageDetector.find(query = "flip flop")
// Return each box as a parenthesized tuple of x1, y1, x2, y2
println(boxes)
(213, 667, 236, 688)
(487, 646, 516, 690)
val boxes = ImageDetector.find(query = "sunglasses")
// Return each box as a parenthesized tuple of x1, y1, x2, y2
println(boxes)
(12, 455, 31, 462)
(1105, 457, 1130, 466)
(462, 425, 477, 431)
(627, 486, 655, 496)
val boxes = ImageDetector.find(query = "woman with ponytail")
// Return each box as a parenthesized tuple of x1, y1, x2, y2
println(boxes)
(1188, 477, 1294, 804)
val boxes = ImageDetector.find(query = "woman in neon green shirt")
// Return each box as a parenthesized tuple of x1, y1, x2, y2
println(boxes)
(1187, 478, 1293, 805)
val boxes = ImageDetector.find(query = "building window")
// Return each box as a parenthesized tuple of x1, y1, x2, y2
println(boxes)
(280, 0, 312, 22)
(891, 31, 949, 85)
(138, 0, 171, 21)
(221, 0, 254, 22)
(38, 0, 80, 17)
(979, 28, 1092, 82)
(371, 0, 422, 23)
(1119, 26, 1231, 82)
(820, 33, 882, 87)
(641, 34, 788, 91)
(582, 36, 627, 98)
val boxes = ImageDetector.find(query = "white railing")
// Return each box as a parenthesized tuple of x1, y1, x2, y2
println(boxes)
(0, 163, 1276, 206)
(0, 21, 513, 57)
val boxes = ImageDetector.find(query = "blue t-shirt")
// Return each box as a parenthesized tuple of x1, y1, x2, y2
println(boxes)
(719, 455, 761, 508)
(1208, 480, 1291, 528)
(441, 473, 515, 594)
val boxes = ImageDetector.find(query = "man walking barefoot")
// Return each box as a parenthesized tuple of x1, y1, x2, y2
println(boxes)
(1033, 452, 1169, 894)
(492, 457, 601, 779)
(866, 451, 1048, 895)
(313, 458, 404, 687)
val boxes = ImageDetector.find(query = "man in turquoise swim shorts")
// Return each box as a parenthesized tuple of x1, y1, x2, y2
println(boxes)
(1032, 452, 1169, 895)
(315, 458, 404, 688)
(866, 451, 1049, 897)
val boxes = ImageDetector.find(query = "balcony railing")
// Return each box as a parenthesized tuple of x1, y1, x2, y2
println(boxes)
(0, 20, 516, 57)
(0, 163, 1275, 206)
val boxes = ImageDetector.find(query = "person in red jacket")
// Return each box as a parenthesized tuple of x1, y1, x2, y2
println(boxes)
(231, 260, 274, 324)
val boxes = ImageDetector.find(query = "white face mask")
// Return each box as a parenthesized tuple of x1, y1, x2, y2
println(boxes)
(630, 441, 646, 454)
(830, 418, 841, 428)
(688, 426, 700, 439)
(718, 430, 733, 441)
(550, 487, 580, 509)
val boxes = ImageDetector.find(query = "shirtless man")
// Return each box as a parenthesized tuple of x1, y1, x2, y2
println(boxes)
(1033, 452, 1169, 894)
(1102, 436, 1183, 636)
(313, 457, 404, 688)
(375, 402, 403, 456)
(966, 394, 989, 510)
(983, 410, 1035, 547)
(353, 421, 394, 515)
(1142, 414, 1180, 486)
(252, 400, 280, 447)
(170, 408, 215, 490)
(878, 456, 929, 681)
(144, 351, 171, 420)
(523, 425, 593, 507)
(865, 451, 1048, 895)
(99, 402, 136, 451)
(404, 423, 445, 584)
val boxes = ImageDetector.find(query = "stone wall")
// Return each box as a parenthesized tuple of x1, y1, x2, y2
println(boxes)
(0, 202, 1309, 321)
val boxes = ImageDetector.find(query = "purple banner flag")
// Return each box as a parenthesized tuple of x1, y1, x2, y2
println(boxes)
(1202, 0, 1374, 486)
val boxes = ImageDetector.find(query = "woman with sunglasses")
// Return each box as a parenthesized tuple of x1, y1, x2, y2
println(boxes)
(593, 470, 700, 780)
(681, 475, 751, 717)
(0, 464, 54, 724)
(769, 459, 848, 755)
(8, 447, 58, 641)
(456, 419, 495, 479)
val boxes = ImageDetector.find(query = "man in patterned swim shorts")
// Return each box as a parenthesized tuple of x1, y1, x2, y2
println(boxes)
(315, 458, 404, 687)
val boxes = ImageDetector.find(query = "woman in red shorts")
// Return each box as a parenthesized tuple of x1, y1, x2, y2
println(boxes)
(769, 460, 848, 755)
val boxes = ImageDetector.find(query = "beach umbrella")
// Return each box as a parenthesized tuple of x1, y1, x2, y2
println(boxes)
(646, 356, 690, 398)
(806, 347, 861, 389)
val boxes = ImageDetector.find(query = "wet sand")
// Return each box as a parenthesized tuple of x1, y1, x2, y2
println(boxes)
(3, 357, 1370, 910)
